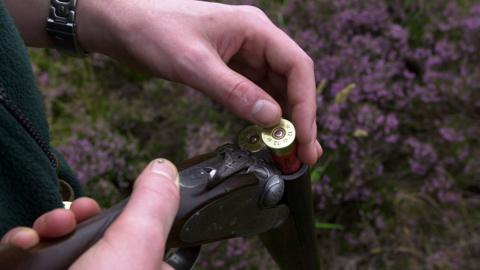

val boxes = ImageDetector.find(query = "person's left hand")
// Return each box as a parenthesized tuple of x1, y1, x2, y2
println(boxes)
(0, 198, 100, 249)
(1, 158, 180, 269)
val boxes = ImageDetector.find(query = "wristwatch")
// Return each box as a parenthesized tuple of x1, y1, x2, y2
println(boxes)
(46, 0, 86, 55)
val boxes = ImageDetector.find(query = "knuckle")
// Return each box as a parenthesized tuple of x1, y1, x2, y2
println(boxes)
(318, 146, 324, 157)
(163, 183, 180, 204)
(182, 46, 210, 66)
(238, 5, 269, 21)
(224, 79, 256, 111)
(1, 229, 14, 243)
(138, 180, 180, 204)
(173, 45, 212, 81)
(302, 54, 314, 68)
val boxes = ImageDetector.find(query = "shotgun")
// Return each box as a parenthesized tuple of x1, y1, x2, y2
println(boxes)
(0, 119, 320, 269)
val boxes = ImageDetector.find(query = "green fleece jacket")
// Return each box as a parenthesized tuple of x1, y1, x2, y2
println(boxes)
(0, 0, 82, 237)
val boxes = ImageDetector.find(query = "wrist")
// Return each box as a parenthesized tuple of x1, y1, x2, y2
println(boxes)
(75, 0, 123, 56)
(4, 0, 53, 47)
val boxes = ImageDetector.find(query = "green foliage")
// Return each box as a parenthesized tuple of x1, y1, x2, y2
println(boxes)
(315, 221, 345, 230)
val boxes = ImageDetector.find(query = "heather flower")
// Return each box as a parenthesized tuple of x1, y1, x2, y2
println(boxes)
(405, 138, 438, 176)
(421, 167, 461, 204)
(384, 114, 399, 133)
(439, 127, 464, 143)
(184, 122, 229, 157)
(282, 0, 477, 263)
(58, 120, 138, 187)
(388, 24, 408, 42)
(37, 72, 49, 86)
(374, 215, 385, 230)
(313, 175, 333, 210)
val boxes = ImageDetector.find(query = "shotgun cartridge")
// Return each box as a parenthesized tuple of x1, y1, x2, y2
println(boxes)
(261, 119, 301, 174)
(237, 125, 266, 153)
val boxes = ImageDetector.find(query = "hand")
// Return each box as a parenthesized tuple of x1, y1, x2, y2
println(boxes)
(77, 0, 323, 165)
(1, 159, 179, 270)
(71, 159, 179, 269)
(1, 198, 100, 249)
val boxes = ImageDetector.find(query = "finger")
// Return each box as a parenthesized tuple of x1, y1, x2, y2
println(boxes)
(261, 27, 319, 164)
(229, 39, 319, 164)
(83, 159, 180, 269)
(118, 159, 179, 242)
(32, 209, 76, 238)
(265, 70, 288, 114)
(179, 46, 282, 128)
(1, 227, 39, 249)
(315, 140, 324, 158)
(228, 56, 267, 84)
(228, 60, 289, 112)
(161, 262, 175, 270)
(70, 197, 101, 223)
(295, 118, 318, 166)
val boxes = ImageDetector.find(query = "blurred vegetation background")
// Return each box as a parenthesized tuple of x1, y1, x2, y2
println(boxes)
(31, 0, 479, 269)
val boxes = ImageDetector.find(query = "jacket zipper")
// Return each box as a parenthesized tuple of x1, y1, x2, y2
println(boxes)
(0, 86, 57, 170)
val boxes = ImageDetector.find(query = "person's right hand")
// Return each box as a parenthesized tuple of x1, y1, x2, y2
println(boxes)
(70, 158, 180, 269)
(76, 0, 323, 165)
(5, 0, 323, 164)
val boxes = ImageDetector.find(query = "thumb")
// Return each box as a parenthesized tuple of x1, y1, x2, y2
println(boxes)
(71, 159, 180, 270)
(182, 52, 282, 127)
(111, 158, 179, 244)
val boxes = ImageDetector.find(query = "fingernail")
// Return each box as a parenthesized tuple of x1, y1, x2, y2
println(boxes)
(11, 229, 38, 249)
(251, 99, 280, 126)
(315, 140, 324, 157)
(150, 159, 179, 188)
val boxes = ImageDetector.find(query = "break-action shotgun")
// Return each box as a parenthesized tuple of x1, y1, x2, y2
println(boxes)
(0, 119, 321, 270)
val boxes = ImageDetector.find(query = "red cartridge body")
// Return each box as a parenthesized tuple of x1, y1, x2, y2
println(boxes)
(270, 142, 301, 174)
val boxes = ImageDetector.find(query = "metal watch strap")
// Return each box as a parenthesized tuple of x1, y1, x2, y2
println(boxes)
(47, 0, 86, 55)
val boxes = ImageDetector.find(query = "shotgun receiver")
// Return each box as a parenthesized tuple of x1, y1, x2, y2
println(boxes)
(0, 121, 320, 270)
